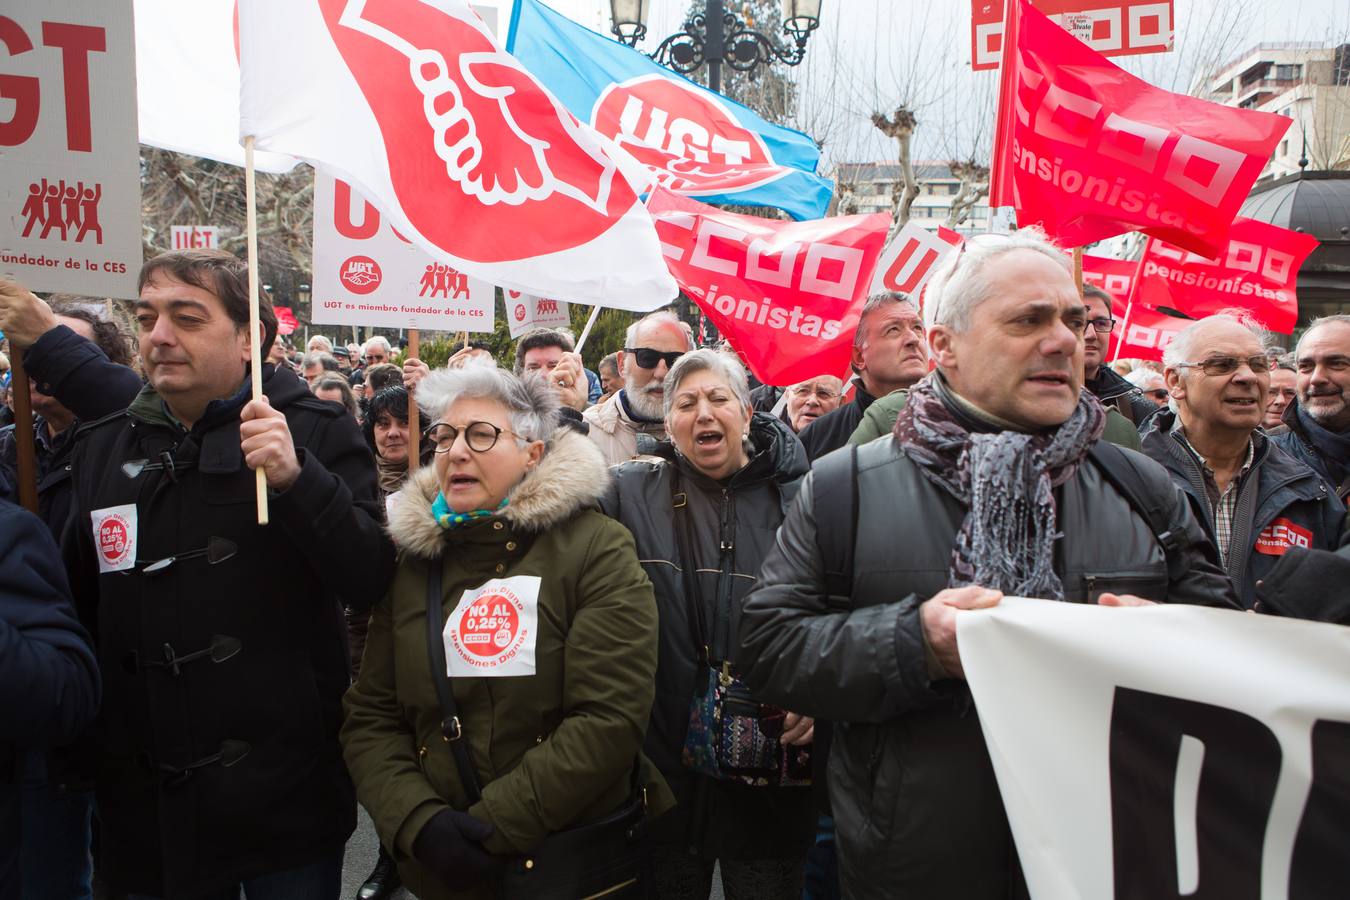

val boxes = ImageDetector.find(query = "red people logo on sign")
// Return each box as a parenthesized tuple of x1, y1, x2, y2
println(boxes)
(318, 0, 637, 264)
(592, 75, 780, 194)
(19, 178, 102, 244)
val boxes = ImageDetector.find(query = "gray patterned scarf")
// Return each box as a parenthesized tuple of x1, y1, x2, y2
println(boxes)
(893, 373, 1106, 600)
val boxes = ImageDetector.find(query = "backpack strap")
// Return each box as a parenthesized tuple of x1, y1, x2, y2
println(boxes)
(812, 443, 858, 603)
(1088, 441, 1186, 568)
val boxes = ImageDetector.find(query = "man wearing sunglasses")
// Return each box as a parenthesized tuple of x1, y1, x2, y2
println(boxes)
(1081, 285, 1158, 431)
(1140, 313, 1344, 617)
(583, 310, 693, 466)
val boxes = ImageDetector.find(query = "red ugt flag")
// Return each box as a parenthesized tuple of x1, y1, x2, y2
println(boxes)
(1131, 217, 1317, 334)
(648, 188, 890, 387)
(990, 0, 1291, 258)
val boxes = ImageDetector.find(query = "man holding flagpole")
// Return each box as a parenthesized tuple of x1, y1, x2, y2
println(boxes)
(61, 250, 394, 899)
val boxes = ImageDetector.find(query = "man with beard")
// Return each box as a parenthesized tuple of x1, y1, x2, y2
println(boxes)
(796, 292, 928, 461)
(736, 228, 1237, 900)
(1271, 316, 1350, 503)
(583, 310, 692, 466)
(1140, 313, 1344, 613)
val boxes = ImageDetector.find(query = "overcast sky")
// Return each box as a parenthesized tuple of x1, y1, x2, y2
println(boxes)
(533, 0, 1350, 171)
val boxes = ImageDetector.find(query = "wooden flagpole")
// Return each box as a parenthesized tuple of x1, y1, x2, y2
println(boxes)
(244, 136, 270, 525)
(1073, 247, 1084, 297)
(8, 348, 38, 513)
(407, 329, 420, 471)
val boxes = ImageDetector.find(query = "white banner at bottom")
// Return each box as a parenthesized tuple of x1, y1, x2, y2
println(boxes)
(957, 597, 1350, 899)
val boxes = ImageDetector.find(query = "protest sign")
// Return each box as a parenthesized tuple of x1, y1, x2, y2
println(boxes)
(649, 188, 889, 387)
(170, 225, 222, 251)
(238, 0, 675, 308)
(990, 0, 1288, 258)
(1108, 294, 1190, 362)
(972, 0, 1173, 71)
(1132, 218, 1318, 334)
(507, 0, 833, 221)
(869, 222, 963, 297)
(0, 0, 142, 297)
(312, 171, 494, 332)
(958, 596, 1350, 899)
(504, 290, 571, 339)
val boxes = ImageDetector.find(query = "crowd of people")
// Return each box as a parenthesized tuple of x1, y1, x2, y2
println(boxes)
(1, 235, 1348, 900)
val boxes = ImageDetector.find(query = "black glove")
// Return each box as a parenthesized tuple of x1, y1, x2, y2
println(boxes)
(412, 808, 498, 889)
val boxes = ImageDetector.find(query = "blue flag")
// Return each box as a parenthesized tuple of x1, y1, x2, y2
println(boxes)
(507, 0, 833, 221)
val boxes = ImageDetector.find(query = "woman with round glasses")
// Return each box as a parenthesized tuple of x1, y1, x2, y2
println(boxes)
(599, 349, 817, 899)
(341, 365, 670, 900)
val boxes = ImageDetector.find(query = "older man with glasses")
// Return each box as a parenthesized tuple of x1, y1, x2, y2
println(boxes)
(583, 310, 693, 466)
(1139, 312, 1344, 617)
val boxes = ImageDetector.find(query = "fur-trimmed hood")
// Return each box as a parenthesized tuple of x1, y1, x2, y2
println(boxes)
(387, 427, 610, 559)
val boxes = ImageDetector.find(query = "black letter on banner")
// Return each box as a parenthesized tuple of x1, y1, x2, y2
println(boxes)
(1290, 719, 1350, 898)
(1108, 688, 1280, 899)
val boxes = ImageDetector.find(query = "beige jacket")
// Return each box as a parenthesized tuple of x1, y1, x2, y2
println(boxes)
(581, 391, 668, 467)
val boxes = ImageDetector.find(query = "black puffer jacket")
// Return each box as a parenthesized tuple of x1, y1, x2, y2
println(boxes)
(1140, 409, 1345, 614)
(599, 412, 816, 859)
(1269, 401, 1350, 502)
(797, 381, 877, 461)
(738, 415, 1236, 899)
(62, 364, 395, 898)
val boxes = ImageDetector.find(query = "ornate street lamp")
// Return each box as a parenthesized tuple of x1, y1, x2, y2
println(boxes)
(610, 0, 823, 95)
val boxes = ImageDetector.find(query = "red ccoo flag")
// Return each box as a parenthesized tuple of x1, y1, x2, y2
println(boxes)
(1107, 296, 1191, 364)
(990, 0, 1291, 258)
(1131, 217, 1317, 334)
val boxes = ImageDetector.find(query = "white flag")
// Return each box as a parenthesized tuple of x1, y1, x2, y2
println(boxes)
(237, 0, 676, 308)
(134, 0, 296, 172)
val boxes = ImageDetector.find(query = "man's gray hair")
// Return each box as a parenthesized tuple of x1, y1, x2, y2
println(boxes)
(417, 366, 558, 445)
(662, 348, 751, 415)
(362, 335, 393, 355)
(1295, 314, 1350, 357)
(1161, 309, 1269, 371)
(1273, 352, 1296, 373)
(301, 351, 339, 372)
(306, 334, 334, 353)
(924, 227, 1071, 333)
(853, 291, 916, 351)
(626, 309, 694, 350)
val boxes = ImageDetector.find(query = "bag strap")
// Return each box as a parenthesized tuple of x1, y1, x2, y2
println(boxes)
(424, 556, 483, 804)
(812, 443, 858, 601)
(670, 467, 712, 661)
(1088, 441, 1185, 566)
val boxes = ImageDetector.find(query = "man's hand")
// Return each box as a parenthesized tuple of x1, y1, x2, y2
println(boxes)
(1097, 593, 1157, 607)
(919, 586, 1003, 680)
(550, 352, 588, 411)
(240, 396, 302, 491)
(0, 279, 58, 350)
(780, 712, 814, 747)
(403, 357, 431, 391)
(445, 346, 492, 370)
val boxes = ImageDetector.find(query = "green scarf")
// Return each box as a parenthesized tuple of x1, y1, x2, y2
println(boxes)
(431, 492, 508, 530)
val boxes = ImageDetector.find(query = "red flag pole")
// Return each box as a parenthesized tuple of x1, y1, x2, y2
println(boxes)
(1111, 246, 1151, 364)
(244, 136, 270, 526)
(407, 329, 420, 472)
(988, 0, 1022, 208)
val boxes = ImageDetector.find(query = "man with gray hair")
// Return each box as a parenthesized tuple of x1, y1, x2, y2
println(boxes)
(301, 351, 340, 388)
(737, 227, 1236, 899)
(1270, 314, 1350, 502)
(1139, 312, 1343, 614)
(583, 310, 692, 466)
(795, 291, 927, 461)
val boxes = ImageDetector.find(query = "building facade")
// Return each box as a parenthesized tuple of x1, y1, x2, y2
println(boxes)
(833, 161, 993, 233)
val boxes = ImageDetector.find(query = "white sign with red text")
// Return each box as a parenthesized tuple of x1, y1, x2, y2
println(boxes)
(312, 170, 494, 332)
(91, 504, 137, 574)
(170, 225, 222, 250)
(443, 576, 541, 678)
(869, 222, 963, 299)
(0, 0, 141, 296)
(505, 290, 571, 338)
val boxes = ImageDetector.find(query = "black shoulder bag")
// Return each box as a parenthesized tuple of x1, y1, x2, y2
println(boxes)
(423, 556, 649, 900)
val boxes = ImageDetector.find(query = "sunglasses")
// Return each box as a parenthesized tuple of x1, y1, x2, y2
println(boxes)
(624, 347, 685, 370)
(1175, 355, 1270, 377)
(1144, 389, 1169, 401)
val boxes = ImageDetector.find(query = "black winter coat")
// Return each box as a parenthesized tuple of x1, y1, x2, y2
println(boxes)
(1085, 364, 1157, 428)
(61, 364, 395, 898)
(0, 324, 143, 539)
(599, 413, 816, 859)
(738, 422, 1236, 899)
(1269, 401, 1350, 502)
(1140, 410, 1346, 614)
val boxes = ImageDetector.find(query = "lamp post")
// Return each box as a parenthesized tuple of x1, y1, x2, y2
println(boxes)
(610, 0, 823, 95)
(295, 281, 311, 343)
